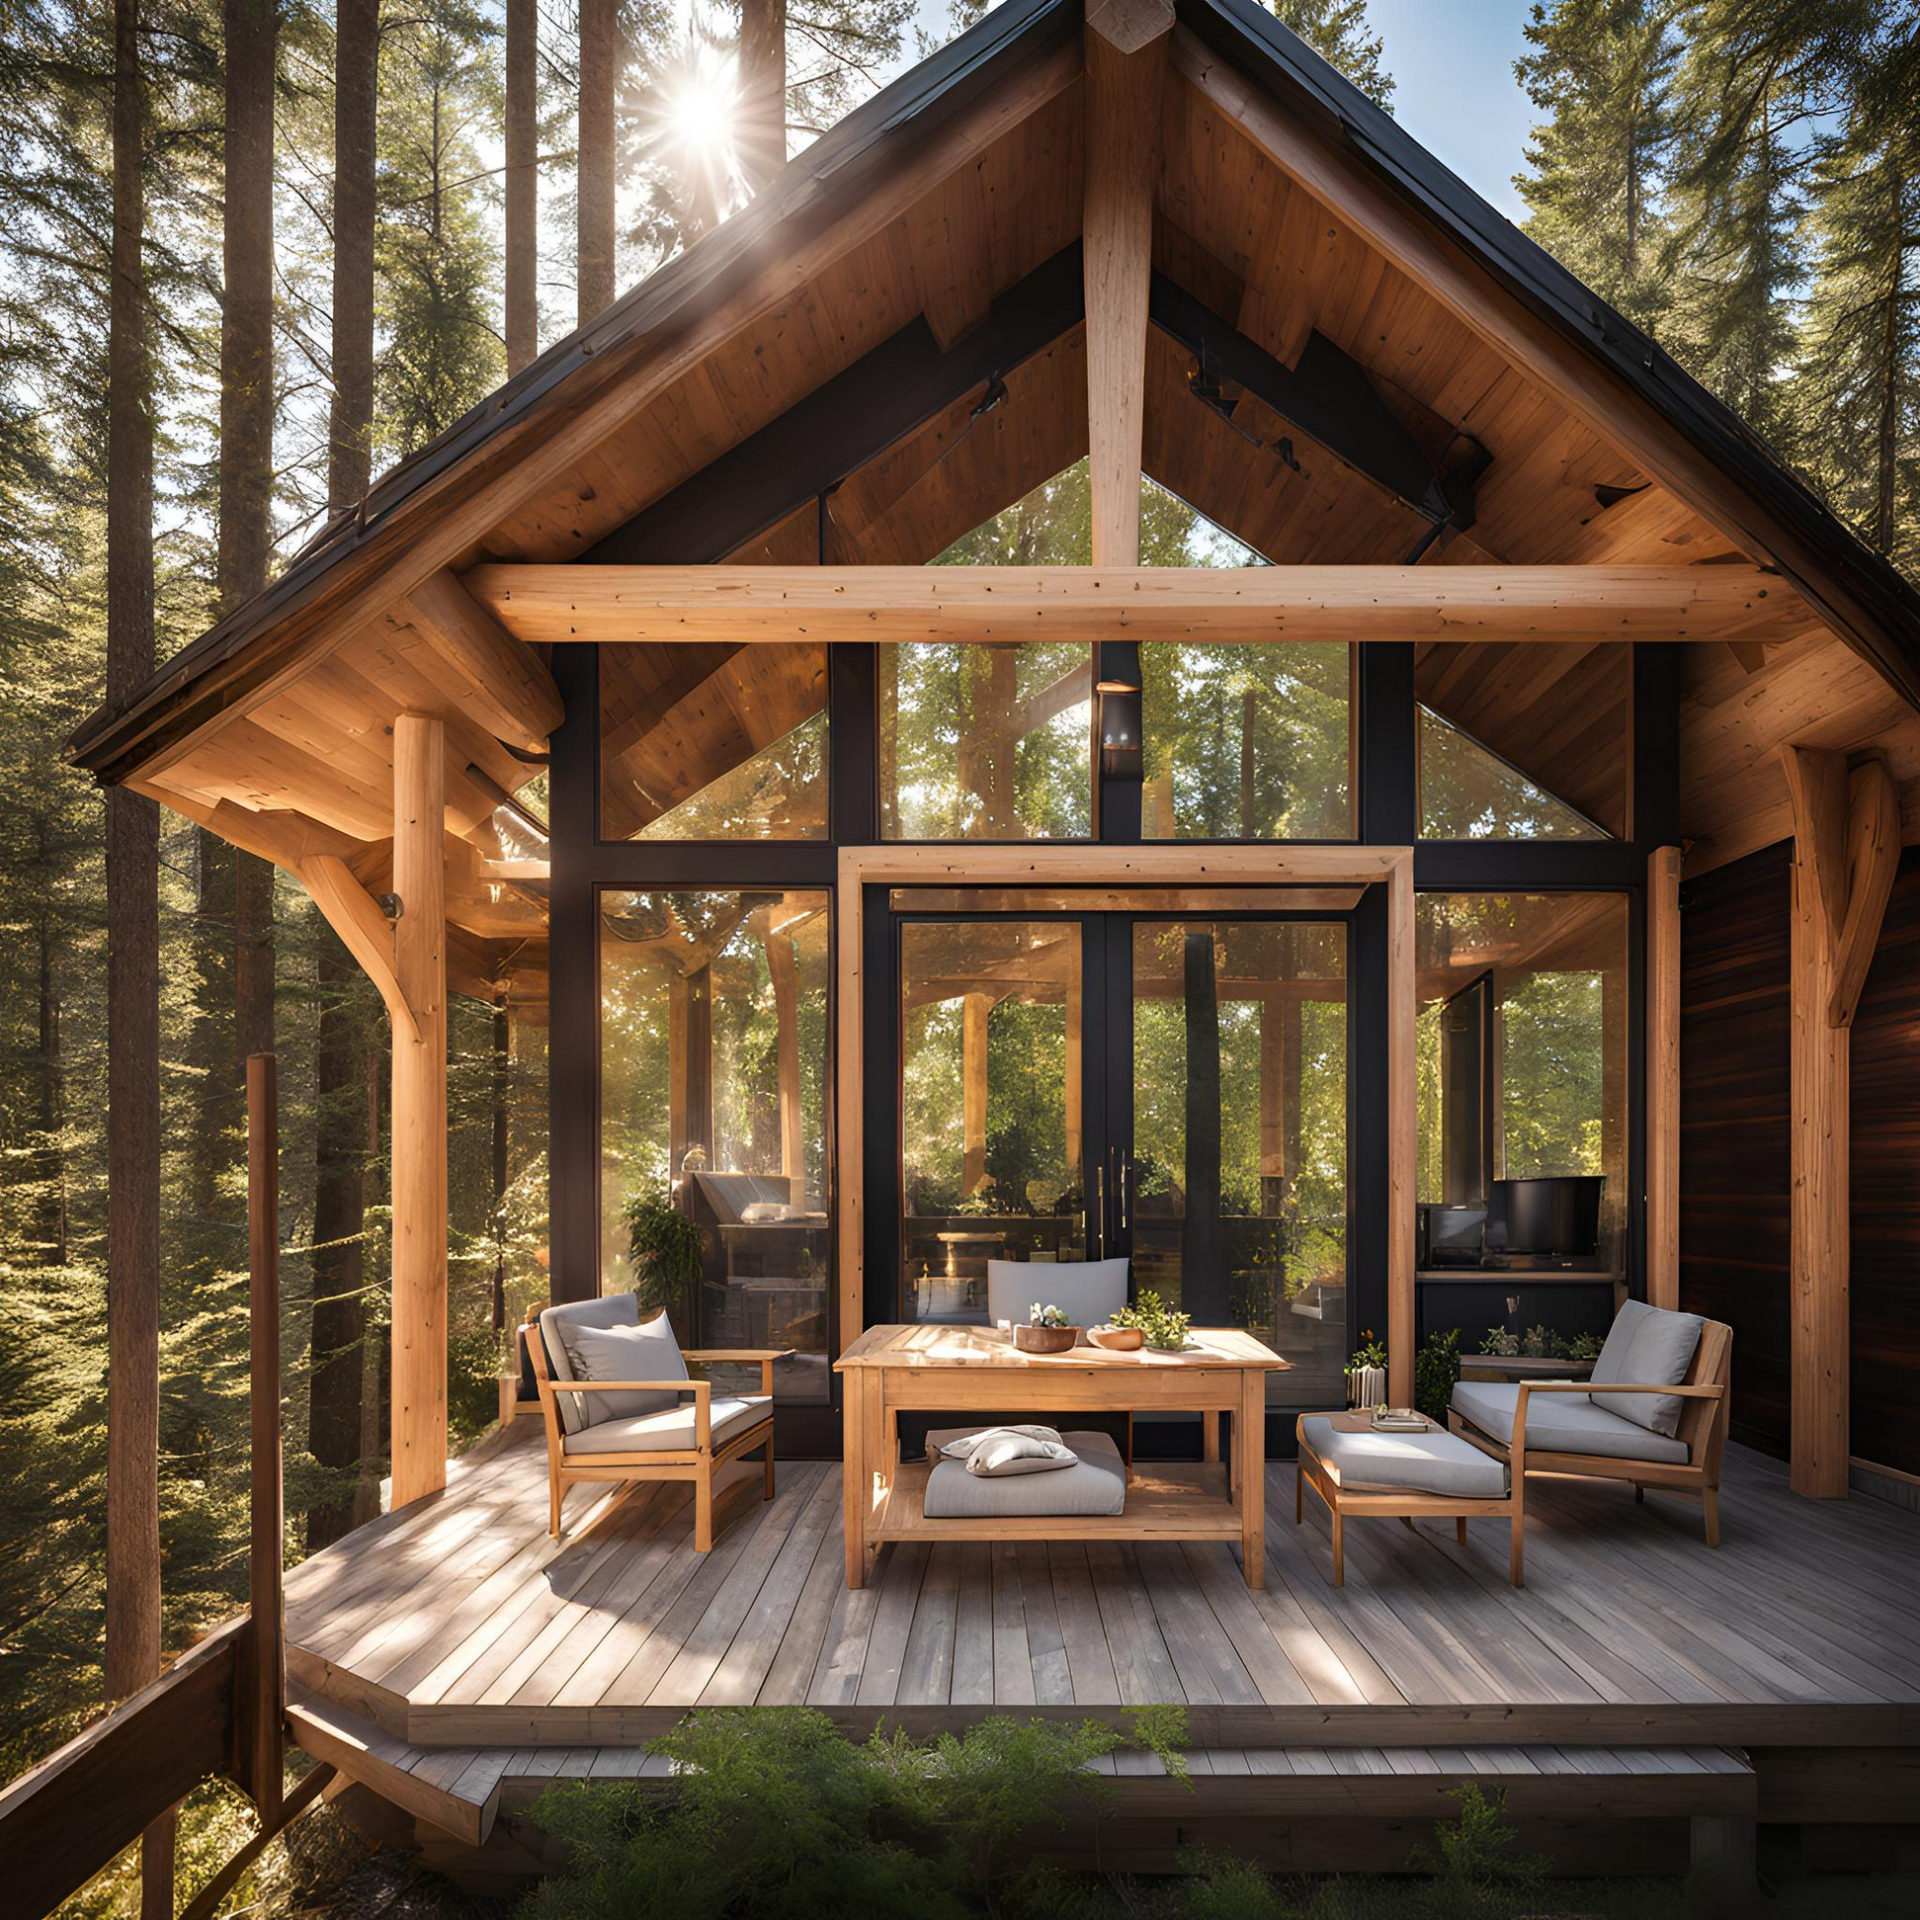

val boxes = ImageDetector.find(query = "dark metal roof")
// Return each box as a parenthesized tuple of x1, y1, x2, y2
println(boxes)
(70, 0, 1920, 774)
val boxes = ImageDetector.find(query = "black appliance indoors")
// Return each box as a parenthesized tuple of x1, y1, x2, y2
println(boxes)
(1485, 1176, 1603, 1261)
(1423, 1205, 1487, 1267)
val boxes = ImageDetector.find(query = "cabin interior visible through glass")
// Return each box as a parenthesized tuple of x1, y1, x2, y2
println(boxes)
(572, 471, 1649, 1456)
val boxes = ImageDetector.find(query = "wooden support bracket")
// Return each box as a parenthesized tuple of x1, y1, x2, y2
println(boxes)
(295, 854, 422, 1045)
(1828, 758, 1901, 1029)
(391, 567, 565, 753)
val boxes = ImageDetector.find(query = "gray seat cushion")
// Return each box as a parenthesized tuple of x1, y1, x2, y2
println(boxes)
(922, 1429, 1127, 1518)
(563, 1394, 770, 1455)
(1451, 1380, 1690, 1464)
(1300, 1417, 1508, 1499)
(566, 1315, 692, 1425)
(1589, 1299, 1704, 1437)
(985, 1258, 1129, 1338)
(538, 1294, 640, 1435)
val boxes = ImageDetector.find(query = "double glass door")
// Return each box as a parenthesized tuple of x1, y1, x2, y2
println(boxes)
(894, 898, 1351, 1408)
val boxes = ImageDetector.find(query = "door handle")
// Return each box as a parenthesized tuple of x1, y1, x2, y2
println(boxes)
(1096, 1160, 1107, 1257)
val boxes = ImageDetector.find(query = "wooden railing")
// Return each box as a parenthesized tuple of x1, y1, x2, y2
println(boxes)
(0, 1056, 305, 1918)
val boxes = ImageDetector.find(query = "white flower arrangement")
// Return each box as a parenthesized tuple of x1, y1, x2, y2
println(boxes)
(1029, 1302, 1071, 1328)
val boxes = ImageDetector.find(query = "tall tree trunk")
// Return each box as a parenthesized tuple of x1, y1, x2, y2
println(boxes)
(35, 814, 66, 1265)
(1182, 930, 1224, 1323)
(106, 1, 168, 1907)
(492, 1006, 510, 1330)
(307, 943, 371, 1547)
(329, 0, 377, 507)
(577, 0, 617, 326)
(222, 0, 278, 1070)
(738, 0, 786, 192)
(308, 0, 380, 1543)
(505, 0, 538, 372)
(1874, 180, 1902, 556)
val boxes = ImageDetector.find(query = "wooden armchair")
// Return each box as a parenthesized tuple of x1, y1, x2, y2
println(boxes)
(1450, 1316, 1732, 1544)
(528, 1320, 790, 1549)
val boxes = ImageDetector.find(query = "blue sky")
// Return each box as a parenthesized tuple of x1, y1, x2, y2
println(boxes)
(1369, 0, 1537, 223)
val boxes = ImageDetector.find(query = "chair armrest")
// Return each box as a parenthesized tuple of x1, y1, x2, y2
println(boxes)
(545, 1377, 712, 1396)
(684, 1348, 793, 1395)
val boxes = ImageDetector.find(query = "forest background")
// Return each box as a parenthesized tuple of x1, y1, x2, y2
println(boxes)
(0, 0, 1914, 1893)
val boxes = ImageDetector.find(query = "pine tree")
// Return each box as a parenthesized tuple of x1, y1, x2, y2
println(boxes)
(1269, 0, 1394, 108)
(1515, 0, 1678, 333)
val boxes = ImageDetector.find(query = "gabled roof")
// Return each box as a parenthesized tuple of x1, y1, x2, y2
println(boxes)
(69, 0, 1920, 785)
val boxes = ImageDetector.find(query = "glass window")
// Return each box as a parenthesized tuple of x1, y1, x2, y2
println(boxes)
(1418, 704, 1607, 840)
(1130, 920, 1347, 1408)
(899, 920, 1087, 1318)
(1141, 646, 1352, 839)
(879, 644, 1093, 841)
(600, 889, 831, 1401)
(1416, 893, 1628, 1274)
(599, 644, 828, 840)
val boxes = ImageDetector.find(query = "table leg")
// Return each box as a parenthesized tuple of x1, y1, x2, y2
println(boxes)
(864, 1372, 891, 1580)
(841, 1368, 867, 1590)
(1239, 1371, 1266, 1588)
(1202, 1411, 1220, 1464)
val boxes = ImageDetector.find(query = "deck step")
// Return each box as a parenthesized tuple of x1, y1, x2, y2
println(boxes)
(1087, 1745, 1756, 1819)
(288, 1691, 512, 1846)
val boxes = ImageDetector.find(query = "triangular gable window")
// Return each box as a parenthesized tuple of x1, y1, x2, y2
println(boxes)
(1417, 704, 1606, 840)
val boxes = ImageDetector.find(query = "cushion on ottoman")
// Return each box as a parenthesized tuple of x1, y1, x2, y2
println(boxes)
(922, 1428, 1128, 1518)
(1300, 1417, 1509, 1500)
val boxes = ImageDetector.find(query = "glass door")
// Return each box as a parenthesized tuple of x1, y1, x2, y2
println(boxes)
(892, 900, 1350, 1409)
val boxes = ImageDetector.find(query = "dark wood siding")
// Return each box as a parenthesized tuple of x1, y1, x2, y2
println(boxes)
(1679, 842, 1791, 1459)
(1850, 845, 1920, 1479)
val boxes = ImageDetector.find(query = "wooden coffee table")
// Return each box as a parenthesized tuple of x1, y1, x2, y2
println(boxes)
(1294, 1409, 1525, 1588)
(835, 1324, 1288, 1589)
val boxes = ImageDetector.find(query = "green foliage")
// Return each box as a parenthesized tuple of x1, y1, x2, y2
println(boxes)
(1267, 1, 1395, 109)
(1414, 1328, 1462, 1423)
(1567, 1329, 1607, 1362)
(1349, 1329, 1388, 1371)
(622, 1192, 707, 1320)
(1405, 1784, 1550, 1918)
(516, 1705, 1192, 1920)
(1173, 1847, 1293, 1920)
(1110, 1289, 1193, 1351)
(1480, 1326, 1518, 1358)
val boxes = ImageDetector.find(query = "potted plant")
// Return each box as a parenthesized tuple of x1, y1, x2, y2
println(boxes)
(1347, 1330, 1388, 1409)
(1105, 1290, 1192, 1353)
(1015, 1301, 1079, 1354)
(1414, 1327, 1463, 1423)
(622, 1189, 708, 1325)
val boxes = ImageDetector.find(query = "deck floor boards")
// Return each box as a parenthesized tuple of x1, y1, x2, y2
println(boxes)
(282, 1433, 1920, 1749)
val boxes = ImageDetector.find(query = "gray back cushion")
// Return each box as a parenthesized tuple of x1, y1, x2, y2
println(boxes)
(986, 1258, 1129, 1335)
(568, 1316, 690, 1427)
(1590, 1298, 1703, 1437)
(538, 1294, 639, 1435)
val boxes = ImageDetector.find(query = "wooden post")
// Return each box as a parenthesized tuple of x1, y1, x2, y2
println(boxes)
(239, 1053, 285, 1820)
(391, 713, 448, 1509)
(1780, 750, 1900, 1498)
(1064, 958, 1084, 1179)
(962, 991, 990, 1197)
(1647, 846, 1682, 1309)
(1083, 0, 1173, 565)
(1387, 854, 1417, 1410)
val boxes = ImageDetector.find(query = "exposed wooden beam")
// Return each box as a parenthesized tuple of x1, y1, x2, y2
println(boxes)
(466, 563, 1812, 647)
(1084, 0, 1172, 565)
(1829, 758, 1901, 1029)
(391, 714, 448, 1509)
(1780, 745, 1850, 1500)
(1646, 845, 1681, 1311)
(390, 568, 564, 752)
(1171, 28, 1920, 709)
(131, 786, 365, 872)
(295, 853, 421, 1044)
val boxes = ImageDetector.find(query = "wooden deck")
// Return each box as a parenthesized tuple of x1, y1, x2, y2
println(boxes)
(285, 1425, 1920, 1754)
(284, 1428, 1920, 1758)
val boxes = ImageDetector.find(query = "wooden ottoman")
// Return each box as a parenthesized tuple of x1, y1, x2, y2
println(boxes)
(1295, 1411, 1525, 1588)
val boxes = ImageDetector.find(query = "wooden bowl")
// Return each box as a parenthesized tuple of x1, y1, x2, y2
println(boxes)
(1087, 1325, 1144, 1352)
(1013, 1323, 1079, 1354)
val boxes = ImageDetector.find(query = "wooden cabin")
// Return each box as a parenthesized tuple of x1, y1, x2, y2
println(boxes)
(28, 0, 1920, 1901)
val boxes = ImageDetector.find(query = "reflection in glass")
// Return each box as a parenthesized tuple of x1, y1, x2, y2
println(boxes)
(600, 644, 828, 840)
(1140, 646, 1352, 839)
(1416, 893, 1628, 1271)
(1131, 921, 1347, 1407)
(1418, 705, 1605, 840)
(600, 890, 831, 1401)
(899, 921, 1086, 1319)
(880, 645, 1092, 840)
